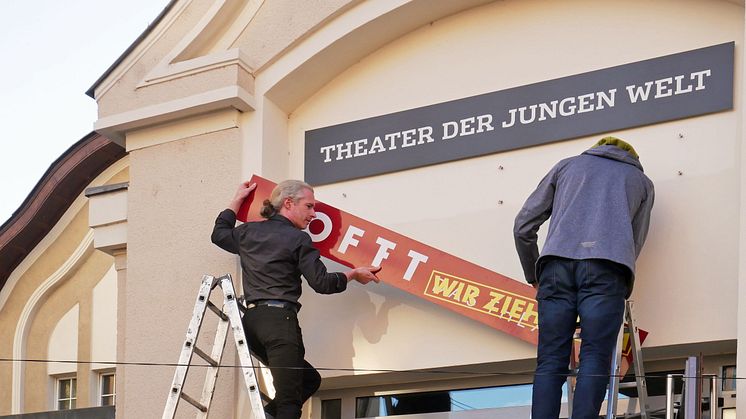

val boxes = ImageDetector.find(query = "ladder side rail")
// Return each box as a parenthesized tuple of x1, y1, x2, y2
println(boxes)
(665, 373, 678, 419)
(683, 356, 700, 419)
(708, 374, 719, 419)
(195, 298, 232, 419)
(605, 319, 625, 418)
(566, 327, 580, 418)
(627, 300, 649, 419)
(162, 275, 217, 419)
(220, 275, 267, 419)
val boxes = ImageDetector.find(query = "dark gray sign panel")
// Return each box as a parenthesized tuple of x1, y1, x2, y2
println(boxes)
(305, 42, 734, 185)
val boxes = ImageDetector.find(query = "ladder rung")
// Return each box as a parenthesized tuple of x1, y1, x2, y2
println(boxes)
(194, 346, 219, 367)
(164, 274, 266, 419)
(207, 301, 228, 320)
(180, 391, 207, 412)
(619, 382, 638, 389)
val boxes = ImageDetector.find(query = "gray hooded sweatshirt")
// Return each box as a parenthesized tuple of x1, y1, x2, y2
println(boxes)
(513, 144, 654, 295)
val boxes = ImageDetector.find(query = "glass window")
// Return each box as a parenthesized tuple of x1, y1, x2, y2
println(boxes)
(100, 372, 116, 406)
(56, 376, 77, 410)
(321, 398, 341, 419)
(722, 365, 736, 392)
(355, 384, 544, 417)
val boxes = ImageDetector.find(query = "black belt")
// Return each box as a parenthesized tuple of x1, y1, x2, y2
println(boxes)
(246, 299, 298, 313)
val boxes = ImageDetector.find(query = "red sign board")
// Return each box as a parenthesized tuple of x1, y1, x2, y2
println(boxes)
(238, 175, 646, 361)
(239, 175, 539, 343)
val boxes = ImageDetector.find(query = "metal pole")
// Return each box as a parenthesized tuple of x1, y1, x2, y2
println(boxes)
(666, 374, 675, 419)
(683, 356, 700, 419)
(709, 375, 718, 419)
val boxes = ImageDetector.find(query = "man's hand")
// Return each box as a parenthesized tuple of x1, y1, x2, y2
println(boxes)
(228, 181, 257, 213)
(345, 266, 382, 284)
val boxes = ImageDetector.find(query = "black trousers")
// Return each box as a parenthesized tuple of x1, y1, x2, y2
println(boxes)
(242, 305, 321, 419)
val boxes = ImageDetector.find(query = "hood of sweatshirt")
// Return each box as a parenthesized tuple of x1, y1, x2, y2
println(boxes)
(582, 144, 645, 172)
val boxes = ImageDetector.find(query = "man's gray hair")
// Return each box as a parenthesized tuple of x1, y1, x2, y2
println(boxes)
(261, 179, 313, 218)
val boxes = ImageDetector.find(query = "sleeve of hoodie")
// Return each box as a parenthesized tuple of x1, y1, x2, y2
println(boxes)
(513, 163, 560, 285)
(632, 178, 655, 257)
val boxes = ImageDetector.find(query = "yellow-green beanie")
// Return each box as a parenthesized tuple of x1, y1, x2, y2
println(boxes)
(594, 136, 639, 159)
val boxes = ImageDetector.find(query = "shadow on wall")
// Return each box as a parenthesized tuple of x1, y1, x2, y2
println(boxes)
(299, 278, 401, 372)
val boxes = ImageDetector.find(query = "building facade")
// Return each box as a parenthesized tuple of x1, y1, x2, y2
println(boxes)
(2, 0, 746, 418)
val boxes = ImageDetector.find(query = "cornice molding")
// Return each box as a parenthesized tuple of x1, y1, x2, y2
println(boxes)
(94, 85, 255, 144)
(137, 48, 254, 89)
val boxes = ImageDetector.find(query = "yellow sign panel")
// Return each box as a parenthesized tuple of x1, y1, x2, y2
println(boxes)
(425, 270, 539, 331)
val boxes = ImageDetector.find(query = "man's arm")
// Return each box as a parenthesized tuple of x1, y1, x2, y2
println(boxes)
(513, 167, 558, 286)
(632, 179, 655, 257)
(211, 209, 240, 254)
(297, 235, 380, 294)
(210, 181, 257, 254)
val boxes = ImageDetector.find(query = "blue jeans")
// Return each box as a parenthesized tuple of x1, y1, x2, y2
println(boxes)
(532, 257, 629, 419)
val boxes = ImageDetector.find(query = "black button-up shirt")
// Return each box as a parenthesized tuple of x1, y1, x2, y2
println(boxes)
(211, 209, 347, 307)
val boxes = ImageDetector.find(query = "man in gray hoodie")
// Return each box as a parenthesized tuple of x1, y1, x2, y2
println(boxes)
(514, 137, 654, 419)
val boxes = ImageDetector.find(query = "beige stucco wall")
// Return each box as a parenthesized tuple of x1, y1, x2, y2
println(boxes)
(0, 165, 127, 415)
(24, 249, 113, 411)
(90, 266, 118, 370)
(230, 0, 359, 71)
(0, 206, 88, 414)
(0, 210, 114, 413)
(47, 304, 79, 376)
(285, 0, 744, 377)
(94, 0, 217, 117)
(122, 125, 242, 418)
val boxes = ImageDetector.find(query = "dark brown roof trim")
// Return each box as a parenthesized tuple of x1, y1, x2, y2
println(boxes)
(0, 132, 126, 291)
(85, 0, 178, 98)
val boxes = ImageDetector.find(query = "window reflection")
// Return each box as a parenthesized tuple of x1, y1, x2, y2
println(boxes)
(56, 377, 77, 410)
(355, 383, 550, 417)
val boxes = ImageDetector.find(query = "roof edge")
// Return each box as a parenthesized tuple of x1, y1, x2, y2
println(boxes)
(85, 0, 179, 99)
(0, 132, 127, 291)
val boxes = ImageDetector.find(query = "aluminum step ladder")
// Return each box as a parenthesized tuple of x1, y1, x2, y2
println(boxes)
(162, 274, 266, 419)
(567, 300, 649, 418)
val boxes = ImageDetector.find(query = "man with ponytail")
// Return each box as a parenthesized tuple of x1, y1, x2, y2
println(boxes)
(212, 179, 381, 419)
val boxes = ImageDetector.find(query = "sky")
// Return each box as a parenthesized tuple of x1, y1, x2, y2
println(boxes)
(0, 0, 171, 225)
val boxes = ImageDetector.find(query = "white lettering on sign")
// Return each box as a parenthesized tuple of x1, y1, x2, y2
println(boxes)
(331, 223, 431, 282)
(306, 211, 333, 243)
(442, 114, 494, 140)
(318, 70, 714, 159)
(319, 126, 435, 163)
(626, 69, 711, 103)
(501, 89, 617, 128)
(338, 225, 365, 253)
(372, 237, 396, 267)
(404, 250, 428, 281)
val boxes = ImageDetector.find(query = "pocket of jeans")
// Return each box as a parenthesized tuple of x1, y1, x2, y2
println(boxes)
(536, 266, 557, 300)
